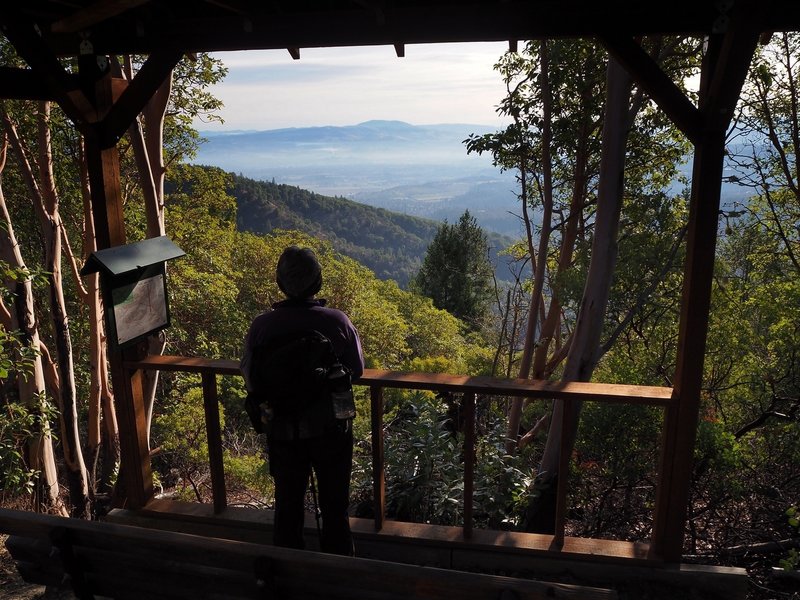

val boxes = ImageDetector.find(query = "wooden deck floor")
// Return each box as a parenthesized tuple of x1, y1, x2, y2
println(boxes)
(104, 498, 748, 599)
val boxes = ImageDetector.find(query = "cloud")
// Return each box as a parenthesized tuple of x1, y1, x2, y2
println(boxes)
(197, 42, 512, 130)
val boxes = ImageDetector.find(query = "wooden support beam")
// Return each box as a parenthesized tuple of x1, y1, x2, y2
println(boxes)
(127, 356, 674, 407)
(553, 398, 577, 547)
(703, 14, 761, 128)
(0, 19, 94, 128)
(0, 508, 625, 600)
(101, 49, 184, 147)
(202, 372, 227, 514)
(127, 356, 675, 406)
(462, 392, 476, 539)
(110, 351, 154, 508)
(81, 67, 157, 511)
(598, 34, 703, 144)
(203, 0, 253, 16)
(362, 370, 673, 406)
(0, 66, 73, 100)
(83, 136, 125, 248)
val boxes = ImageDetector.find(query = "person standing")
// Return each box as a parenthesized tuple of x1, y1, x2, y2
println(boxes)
(241, 246, 364, 555)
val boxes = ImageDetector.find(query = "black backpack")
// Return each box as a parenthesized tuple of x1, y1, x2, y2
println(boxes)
(244, 329, 355, 438)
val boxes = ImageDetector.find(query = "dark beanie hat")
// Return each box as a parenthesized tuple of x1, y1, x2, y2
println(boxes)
(276, 246, 322, 298)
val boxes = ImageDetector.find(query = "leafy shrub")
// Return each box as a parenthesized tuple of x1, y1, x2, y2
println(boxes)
(352, 390, 532, 529)
(0, 399, 41, 499)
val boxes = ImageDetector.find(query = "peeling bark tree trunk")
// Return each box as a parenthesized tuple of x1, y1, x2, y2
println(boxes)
(36, 102, 91, 517)
(2, 103, 91, 517)
(0, 137, 66, 516)
(525, 57, 633, 533)
(505, 40, 555, 453)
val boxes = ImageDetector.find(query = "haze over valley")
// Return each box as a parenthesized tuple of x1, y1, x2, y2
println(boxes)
(193, 118, 755, 286)
(194, 120, 525, 239)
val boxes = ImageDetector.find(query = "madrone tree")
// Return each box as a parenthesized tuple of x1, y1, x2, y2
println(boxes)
(467, 38, 696, 532)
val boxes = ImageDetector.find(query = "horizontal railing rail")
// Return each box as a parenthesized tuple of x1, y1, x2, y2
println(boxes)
(127, 355, 674, 552)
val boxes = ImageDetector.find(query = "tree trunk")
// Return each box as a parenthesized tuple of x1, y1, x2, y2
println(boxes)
(506, 40, 555, 453)
(0, 138, 66, 516)
(36, 102, 92, 518)
(525, 57, 633, 533)
(2, 103, 92, 517)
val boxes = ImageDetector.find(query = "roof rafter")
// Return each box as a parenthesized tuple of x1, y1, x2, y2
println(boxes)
(50, 0, 152, 34)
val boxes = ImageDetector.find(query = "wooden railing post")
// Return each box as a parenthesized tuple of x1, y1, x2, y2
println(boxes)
(462, 392, 476, 539)
(201, 372, 227, 514)
(553, 398, 576, 547)
(370, 385, 385, 531)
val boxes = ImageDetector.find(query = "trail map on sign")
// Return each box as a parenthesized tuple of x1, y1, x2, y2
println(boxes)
(112, 274, 168, 345)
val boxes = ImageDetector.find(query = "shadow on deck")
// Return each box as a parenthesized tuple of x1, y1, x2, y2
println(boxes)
(103, 499, 748, 599)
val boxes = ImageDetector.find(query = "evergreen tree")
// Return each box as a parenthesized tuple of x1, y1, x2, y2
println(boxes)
(413, 210, 494, 328)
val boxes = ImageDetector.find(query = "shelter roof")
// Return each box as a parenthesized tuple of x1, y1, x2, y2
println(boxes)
(3, 1, 800, 58)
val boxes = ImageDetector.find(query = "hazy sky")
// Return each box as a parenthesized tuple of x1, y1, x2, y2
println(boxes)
(194, 42, 513, 132)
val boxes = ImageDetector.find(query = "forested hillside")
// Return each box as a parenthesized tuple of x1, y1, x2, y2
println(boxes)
(228, 172, 515, 287)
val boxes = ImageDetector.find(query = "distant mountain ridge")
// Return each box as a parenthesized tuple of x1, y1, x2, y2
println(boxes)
(194, 120, 524, 237)
(201, 120, 497, 149)
(229, 172, 516, 288)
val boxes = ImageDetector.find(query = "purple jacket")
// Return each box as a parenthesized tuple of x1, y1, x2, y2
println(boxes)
(241, 298, 364, 391)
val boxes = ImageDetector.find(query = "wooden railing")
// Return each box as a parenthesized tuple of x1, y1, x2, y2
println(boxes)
(127, 356, 674, 556)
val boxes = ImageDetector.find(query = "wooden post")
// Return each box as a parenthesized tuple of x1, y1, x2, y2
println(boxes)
(110, 342, 153, 508)
(553, 398, 575, 547)
(371, 386, 385, 531)
(83, 69, 155, 509)
(202, 372, 227, 514)
(462, 392, 476, 539)
(652, 18, 759, 560)
(652, 45, 727, 562)
(652, 126, 725, 561)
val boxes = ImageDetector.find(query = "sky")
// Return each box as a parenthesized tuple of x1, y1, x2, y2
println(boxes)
(193, 42, 513, 132)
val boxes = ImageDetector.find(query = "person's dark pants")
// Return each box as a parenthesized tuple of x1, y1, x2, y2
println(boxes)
(267, 422, 354, 555)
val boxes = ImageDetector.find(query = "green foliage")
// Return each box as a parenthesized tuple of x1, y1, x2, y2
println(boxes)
(412, 210, 494, 329)
(223, 453, 273, 504)
(466, 38, 693, 385)
(154, 175, 499, 507)
(143, 53, 228, 163)
(694, 418, 746, 496)
(381, 393, 465, 525)
(165, 164, 248, 359)
(0, 326, 38, 382)
(568, 404, 661, 538)
(0, 259, 52, 500)
(153, 387, 214, 502)
(0, 400, 40, 498)
(352, 391, 533, 528)
(778, 506, 799, 571)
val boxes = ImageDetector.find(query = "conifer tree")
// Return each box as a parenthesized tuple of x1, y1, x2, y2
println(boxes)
(413, 210, 494, 329)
